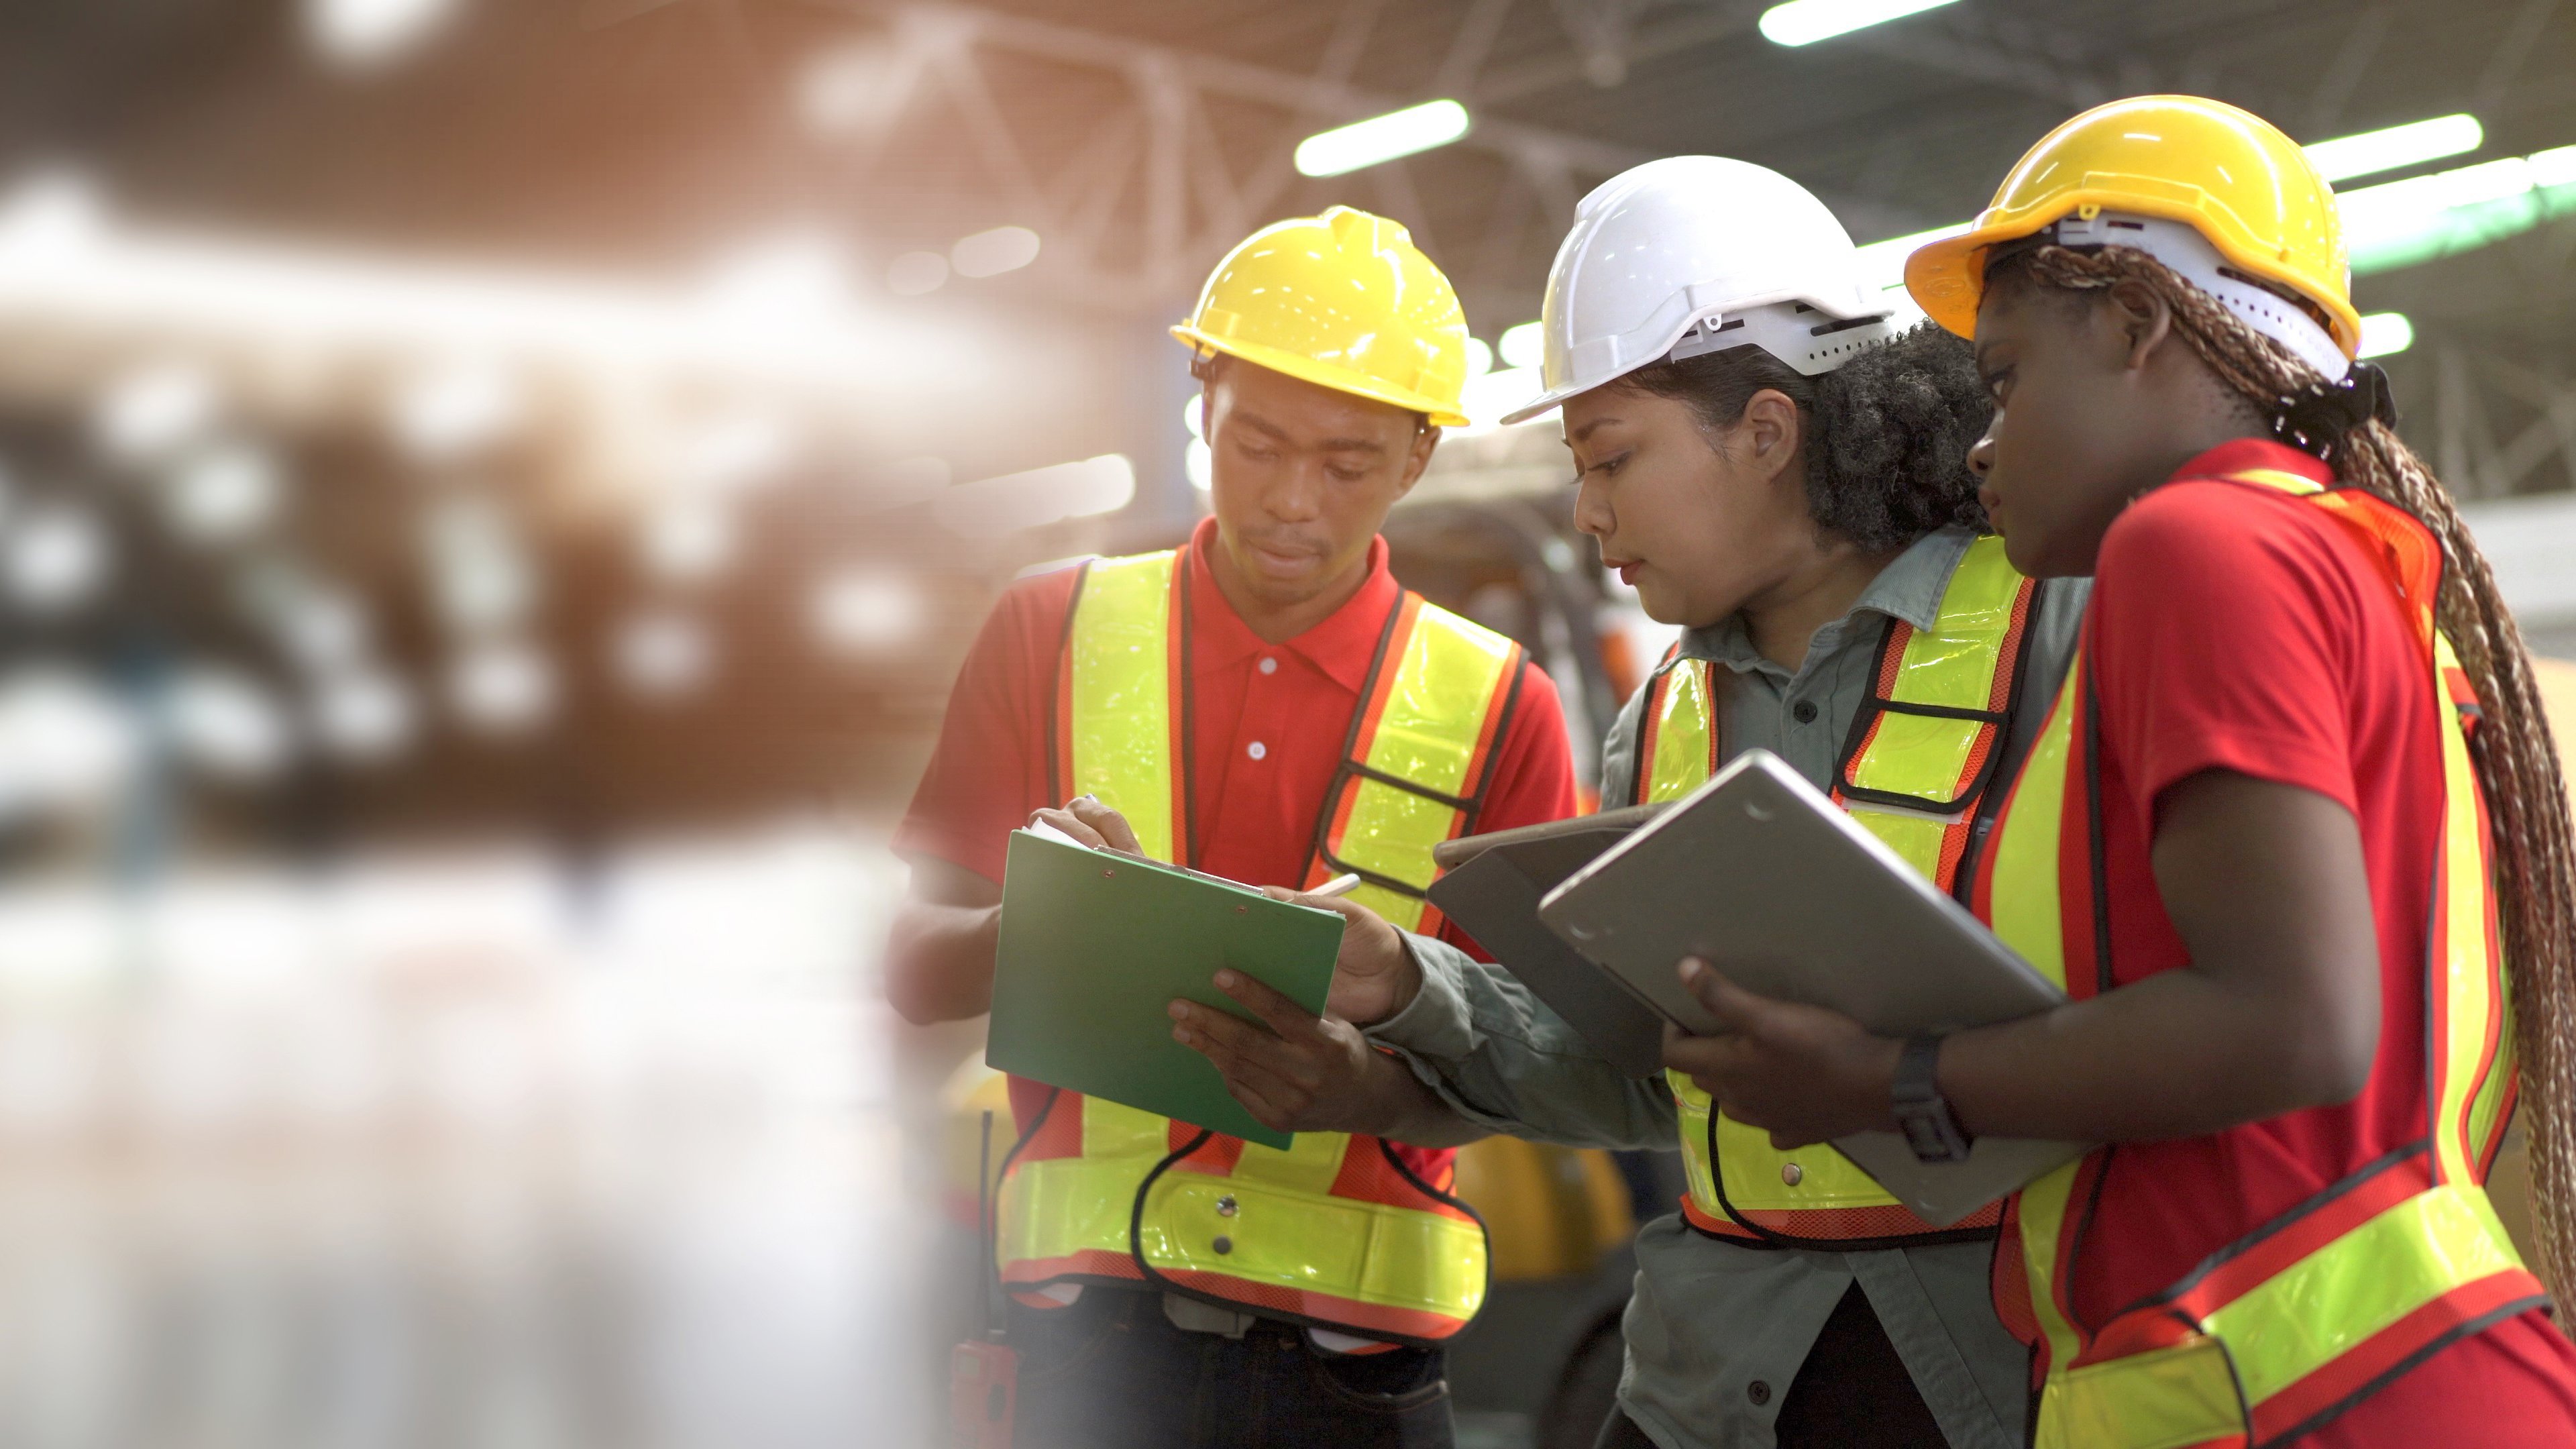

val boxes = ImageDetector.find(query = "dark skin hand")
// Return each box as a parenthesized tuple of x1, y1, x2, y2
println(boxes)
(1666, 769, 2382, 1146)
(1170, 953, 1488, 1147)
(881, 795, 1141, 1025)
(914, 790, 1477, 1143)
(1670, 270, 2388, 1147)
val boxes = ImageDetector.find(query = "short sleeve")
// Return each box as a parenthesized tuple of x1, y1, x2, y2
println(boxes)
(892, 567, 1082, 884)
(2087, 482, 2370, 824)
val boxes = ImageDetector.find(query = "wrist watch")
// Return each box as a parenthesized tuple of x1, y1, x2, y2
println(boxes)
(1892, 1034, 1974, 1164)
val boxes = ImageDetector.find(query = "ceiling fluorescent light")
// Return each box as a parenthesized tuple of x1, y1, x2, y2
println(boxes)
(307, 0, 459, 68)
(2526, 144, 2576, 190)
(1853, 221, 1972, 294)
(2341, 156, 2537, 252)
(2356, 312, 2414, 359)
(2305, 113, 2483, 184)
(1294, 101, 1471, 178)
(1759, 0, 1961, 46)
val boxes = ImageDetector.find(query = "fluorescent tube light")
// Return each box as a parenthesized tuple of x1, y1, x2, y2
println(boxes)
(1759, 0, 1961, 46)
(1294, 101, 1471, 178)
(2341, 157, 2538, 252)
(2306, 114, 2483, 184)
(951, 225, 1040, 278)
(1854, 221, 1972, 294)
(2356, 312, 2414, 359)
(1497, 321, 1546, 370)
(2527, 144, 2576, 190)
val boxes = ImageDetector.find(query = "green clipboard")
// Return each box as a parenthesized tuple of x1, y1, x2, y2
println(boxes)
(985, 829, 1344, 1150)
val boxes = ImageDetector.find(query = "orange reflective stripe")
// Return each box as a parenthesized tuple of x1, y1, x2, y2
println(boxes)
(1314, 594, 1523, 931)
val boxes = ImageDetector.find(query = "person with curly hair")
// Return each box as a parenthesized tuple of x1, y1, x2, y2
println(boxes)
(1161, 157, 2088, 1449)
(1668, 99, 2576, 1447)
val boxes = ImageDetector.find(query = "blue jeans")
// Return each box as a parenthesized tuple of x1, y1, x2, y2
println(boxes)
(1006, 1288, 1454, 1448)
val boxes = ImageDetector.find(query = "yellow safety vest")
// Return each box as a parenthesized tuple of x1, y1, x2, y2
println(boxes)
(996, 546, 1528, 1344)
(1980, 464, 2539, 1448)
(1635, 534, 2043, 1246)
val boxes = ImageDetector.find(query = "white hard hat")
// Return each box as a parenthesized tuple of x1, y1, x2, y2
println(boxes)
(1503, 156, 1896, 425)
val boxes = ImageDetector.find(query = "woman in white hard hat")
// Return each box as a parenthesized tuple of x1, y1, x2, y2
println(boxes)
(1170, 156, 2079, 1448)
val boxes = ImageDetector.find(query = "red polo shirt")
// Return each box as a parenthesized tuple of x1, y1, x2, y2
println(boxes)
(1980, 439, 2576, 1442)
(899, 514, 1578, 1157)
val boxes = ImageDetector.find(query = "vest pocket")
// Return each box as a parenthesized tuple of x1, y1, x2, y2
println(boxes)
(2037, 1332, 2247, 1449)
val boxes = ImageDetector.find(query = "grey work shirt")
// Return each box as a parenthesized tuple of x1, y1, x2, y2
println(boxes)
(1368, 526, 2088, 1449)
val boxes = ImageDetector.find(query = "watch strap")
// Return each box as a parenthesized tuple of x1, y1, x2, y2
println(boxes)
(1892, 1033, 1974, 1164)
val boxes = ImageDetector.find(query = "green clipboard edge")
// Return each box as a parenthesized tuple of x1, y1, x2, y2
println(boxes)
(985, 829, 1344, 1151)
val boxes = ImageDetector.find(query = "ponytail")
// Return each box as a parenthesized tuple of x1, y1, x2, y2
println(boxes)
(2004, 242, 2576, 1307)
(1617, 322, 1993, 551)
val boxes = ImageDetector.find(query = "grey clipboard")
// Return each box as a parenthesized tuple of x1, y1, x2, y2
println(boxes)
(1536, 749, 2087, 1226)
(1426, 808, 1669, 1079)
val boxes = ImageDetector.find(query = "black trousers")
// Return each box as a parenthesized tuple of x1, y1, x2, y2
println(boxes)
(1595, 1282, 1948, 1448)
(1007, 1288, 1454, 1449)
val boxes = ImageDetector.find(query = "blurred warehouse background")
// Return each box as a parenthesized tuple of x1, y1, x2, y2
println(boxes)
(0, 2, 2574, 1447)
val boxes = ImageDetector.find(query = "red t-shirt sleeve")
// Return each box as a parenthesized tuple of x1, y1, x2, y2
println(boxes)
(892, 566, 1083, 885)
(1430, 658, 1578, 955)
(2088, 480, 2374, 826)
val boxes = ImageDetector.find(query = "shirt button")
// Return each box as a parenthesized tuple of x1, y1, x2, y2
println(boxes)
(1258, 657, 1278, 675)
(1792, 700, 1819, 724)
(1247, 741, 1267, 761)
(1747, 1380, 1772, 1407)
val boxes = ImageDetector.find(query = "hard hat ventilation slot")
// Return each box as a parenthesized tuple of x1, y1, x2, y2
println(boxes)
(1809, 315, 1885, 339)
(1668, 317, 1749, 362)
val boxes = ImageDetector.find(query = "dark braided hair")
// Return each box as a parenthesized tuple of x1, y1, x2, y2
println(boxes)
(1616, 321, 1992, 552)
(1996, 242, 2576, 1307)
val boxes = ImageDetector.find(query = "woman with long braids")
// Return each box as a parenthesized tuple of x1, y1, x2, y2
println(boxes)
(1668, 97, 2576, 1445)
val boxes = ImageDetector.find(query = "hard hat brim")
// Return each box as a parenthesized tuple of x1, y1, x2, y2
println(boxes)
(1172, 325, 1470, 429)
(1903, 189, 2361, 358)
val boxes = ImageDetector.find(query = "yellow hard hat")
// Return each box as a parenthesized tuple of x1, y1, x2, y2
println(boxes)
(1906, 95, 2361, 363)
(1173, 207, 1472, 428)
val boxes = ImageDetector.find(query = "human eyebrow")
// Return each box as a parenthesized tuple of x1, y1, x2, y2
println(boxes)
(1569, 416, 1623, 445)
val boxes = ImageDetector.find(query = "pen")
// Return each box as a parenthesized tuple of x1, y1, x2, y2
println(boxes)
(1311, 872, 1364, 899)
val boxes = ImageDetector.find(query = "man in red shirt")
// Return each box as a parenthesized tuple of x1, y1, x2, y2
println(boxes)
(885, 207, 1575, 1449)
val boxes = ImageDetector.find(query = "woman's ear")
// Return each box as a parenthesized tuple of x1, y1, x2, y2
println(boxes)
(1740, 388, 1804, 481)
(2104, 278, 2175, 373)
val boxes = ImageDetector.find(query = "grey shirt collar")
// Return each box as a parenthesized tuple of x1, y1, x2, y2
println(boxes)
(1677, 526, 1975, 684)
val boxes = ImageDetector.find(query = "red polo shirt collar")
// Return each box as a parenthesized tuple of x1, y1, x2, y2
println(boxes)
(1183, 514, 1403, 694)
(2169, 437, 2335, 488)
